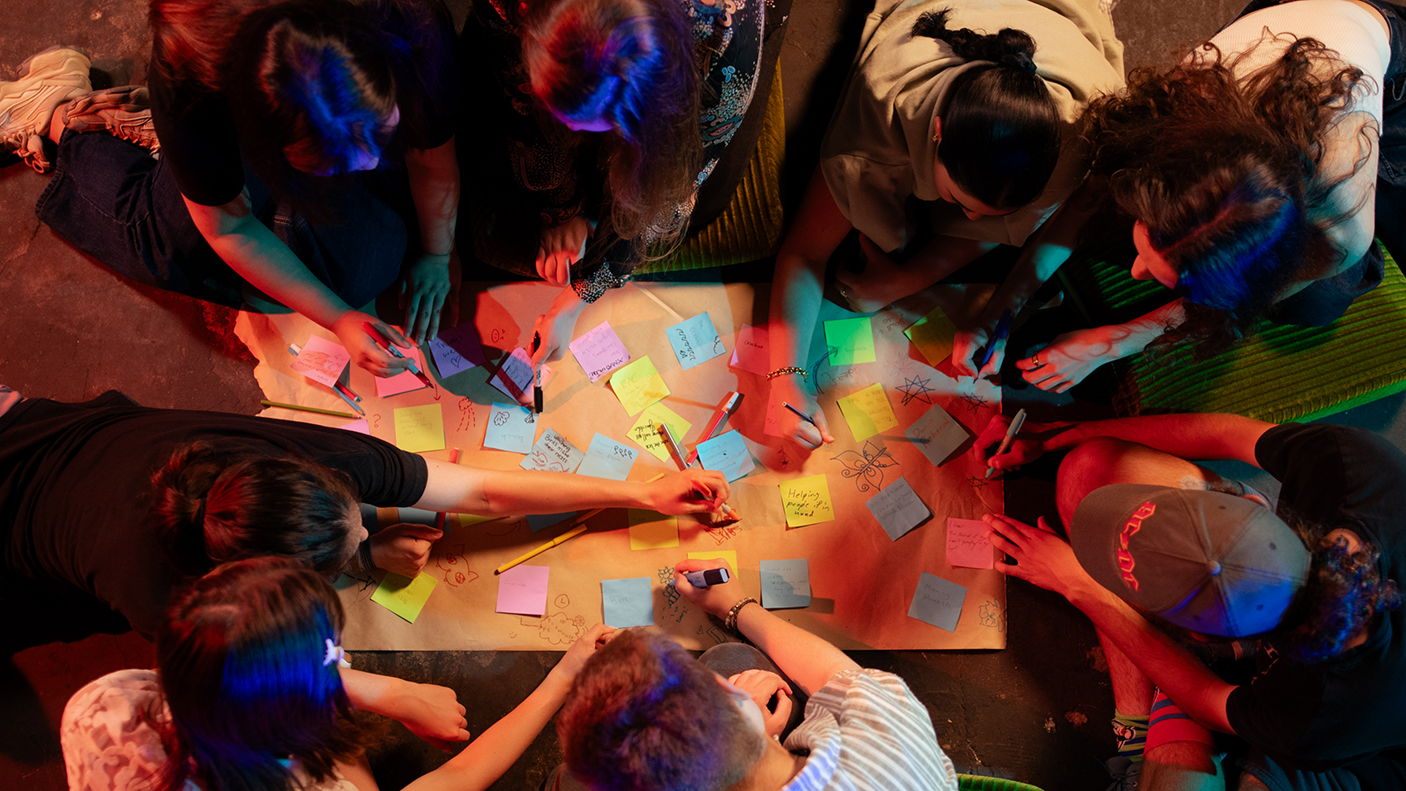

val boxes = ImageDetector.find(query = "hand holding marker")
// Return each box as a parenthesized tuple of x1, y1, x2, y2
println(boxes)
(985, 408, 1027, 479)
(364, 322, 433, 388)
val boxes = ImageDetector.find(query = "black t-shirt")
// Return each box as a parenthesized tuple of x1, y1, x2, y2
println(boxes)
(149, 0, 461, 207)
(1223, 423, 1406, 769)
(0, 392, 428, 637)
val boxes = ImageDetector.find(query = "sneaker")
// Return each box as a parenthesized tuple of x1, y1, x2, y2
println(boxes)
(59, 85, 160, 154)
(0, 46, 91, 172)
(1105, 755, 1142, 791)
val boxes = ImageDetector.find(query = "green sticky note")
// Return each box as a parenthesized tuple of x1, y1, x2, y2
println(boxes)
(371, 572, 437, 623)
(836, 383, 899, 441)
(904, 305, 958, 366)
(825, 317, 876, 365)
(610, 355, 671, 416)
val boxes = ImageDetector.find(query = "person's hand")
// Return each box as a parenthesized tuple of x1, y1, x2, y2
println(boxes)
(1016, 326, 1124, 393)
(770, 378, 834, 451)
(674, 557, 741, 619)
(971, 414, 1046, 474)
(334, 312, 414, 377)
(983, 513, 1089, 598)
(536, 216, 595, 286)
(727, 670, 793, 738)
(834, 234, 901, 313)
(952, 320, 1007, 379)
(546, 623, 616, 687)
(530, 287, 588, 367)
(367, 523, 443, 577)
(388, 679, 471, 750)
(400, 252, 458, 344)
(646, 470, 733, 515)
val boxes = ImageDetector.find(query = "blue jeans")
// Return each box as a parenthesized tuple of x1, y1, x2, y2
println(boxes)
(35, 131, 409, 310)
(1229, 0, 1406, 326)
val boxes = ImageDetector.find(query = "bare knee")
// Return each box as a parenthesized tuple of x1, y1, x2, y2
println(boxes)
(1143, 741, 1225, 791)
(1055, 438, 1142, 527)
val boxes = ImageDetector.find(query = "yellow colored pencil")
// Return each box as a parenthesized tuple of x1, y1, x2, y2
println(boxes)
(493, 473, 669, 575)
(260, 400, 359, 419)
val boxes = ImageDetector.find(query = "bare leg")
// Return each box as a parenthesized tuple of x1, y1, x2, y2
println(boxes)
(1142, 742, 1225, 791)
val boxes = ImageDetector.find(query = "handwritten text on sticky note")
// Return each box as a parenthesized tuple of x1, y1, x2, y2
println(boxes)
(291, 335, 350, 387)
(570, 321, 631, 382)
(666, 312, 726, 370)
(824, 317, 876, 366)
(577, 433, 638, 481)
(484, 401, 536, 454)
(371, 572, 437, 623)
(865, 478, 932, 541)
(628, 404, 693, 463)
(496, 565, 550, 616)
(696, 430, 755, 481)
(730, 324, 770, 375)
(602, 578, 654, 627)
(779, 475, 835, 527)
(946, 518, 995, 569)
(393, 404, 445, 453)
(905, 404, 970, 466)
(760, 559, 811, 609)
(908, 572, 967, 632)
(610, 355, 670, 416)
(521, 427, 584, 473)
(837, 383, 898, 441)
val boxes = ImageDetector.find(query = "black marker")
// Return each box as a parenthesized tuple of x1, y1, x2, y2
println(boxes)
(530, 333, 544, 414)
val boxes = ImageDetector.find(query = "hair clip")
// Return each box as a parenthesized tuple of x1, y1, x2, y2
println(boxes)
(323, 638, 349, 668)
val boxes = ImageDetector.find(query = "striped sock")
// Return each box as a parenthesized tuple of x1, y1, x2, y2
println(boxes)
(1112, 711, 1149, 762)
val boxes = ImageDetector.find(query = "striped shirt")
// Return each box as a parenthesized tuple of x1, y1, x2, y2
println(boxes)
(781, 669, 957, 791)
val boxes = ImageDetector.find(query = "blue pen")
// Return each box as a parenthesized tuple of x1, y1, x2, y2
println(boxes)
(977, 309, 1014, 370)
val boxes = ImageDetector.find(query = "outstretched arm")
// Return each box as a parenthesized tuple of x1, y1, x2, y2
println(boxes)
(676, 558, 860, 696)
(768, 166, 853, 450)
(341, 667, 470, 749)
(403, 625, 615, 791)
(414, 460, 732, 517)
(1017, 299, 1187, 393)
(401, 138, 461, 344)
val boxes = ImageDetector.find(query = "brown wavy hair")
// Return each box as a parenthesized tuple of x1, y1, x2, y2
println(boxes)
(521, 0, 703, 263)
(1083, 34, 1373, 359)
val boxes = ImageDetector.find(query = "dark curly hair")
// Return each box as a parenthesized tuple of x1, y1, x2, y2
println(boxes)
(1083, 34, 1373, 360)
(1278, 523, 1401, 664)
(912, 8, 1062, 210)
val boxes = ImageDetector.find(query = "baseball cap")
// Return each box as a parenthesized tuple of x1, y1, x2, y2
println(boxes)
(1070, 484, 1310, 637)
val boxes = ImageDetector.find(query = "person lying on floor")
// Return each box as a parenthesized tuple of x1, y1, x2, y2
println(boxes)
(0, 386, 728, 638)
(975, 411, 1404, 790)
(61, 556, 616, 791)
(546, 556, 956, 791)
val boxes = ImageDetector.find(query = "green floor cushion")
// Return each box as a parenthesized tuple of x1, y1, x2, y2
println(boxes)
(636, 68, 786, 274)
(957, 774, 1046, 791)
(1110, 253, 1406, 423)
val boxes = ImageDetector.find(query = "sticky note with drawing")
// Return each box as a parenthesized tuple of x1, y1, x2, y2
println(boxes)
(628, 403, 692, 462)
(483, 401, 536, 454)
(520, 427, 584, 473)
(371, 572, 437, 623)
(429, 324, 486, 378)
(609, 355, 670, 415)
(489, 347, 535, 403)
(946, 518, 995, 569)
(666, 312, 726, 370)
(904, 305, 958, 366)
(569, 321, 631, 382)
(779, 474, 834, 527)
(291, 335, 350, 387)
(824, 317, 876, 365)
(393, 404, 445, 453)
(836, 382, 898, 441)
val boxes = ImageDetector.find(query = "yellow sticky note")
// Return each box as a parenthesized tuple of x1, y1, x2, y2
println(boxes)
(905, 305, 958, 366)
(628, 509, 679, 550)
(836, 383, 899, 441)
(371, 572, 438, 623)
(629, 403, 694, 462)
(610, 355, 671, 416)
(393, 404, 446, 453)
(779, 475, 835, 527)
(687, 550, 738, 574)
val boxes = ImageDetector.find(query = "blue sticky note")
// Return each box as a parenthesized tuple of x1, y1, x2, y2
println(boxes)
(696, 430, 755, 482)
(484, 402, 536, 454)
(865, 477, 932, 541)
(602, 577, 654, 627)
(908, 572, 967, 632)
(521, 427, 585, 473)
(760, 559, 811, 609)
(526, 512, 577, 532)
(665, 312, 726, 370)
(576, 433, 638, 481)
(429, 324, 486, 378)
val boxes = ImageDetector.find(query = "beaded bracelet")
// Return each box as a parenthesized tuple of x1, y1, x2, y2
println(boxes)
(766, 366, 808, 381)
(723, 597, 758, 631)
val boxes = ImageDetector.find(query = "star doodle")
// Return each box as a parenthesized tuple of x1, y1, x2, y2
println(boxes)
(897, 375, 935, 407)
(958, 392, 989, 415)
(966, 475, 994, 490)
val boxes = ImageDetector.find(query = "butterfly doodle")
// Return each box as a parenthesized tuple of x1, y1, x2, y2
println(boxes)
(830, 440, 897, 493)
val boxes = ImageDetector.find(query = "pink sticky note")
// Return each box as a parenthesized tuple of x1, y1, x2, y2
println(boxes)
(291, 335, 350, 387)
(339, 418, 371, 435)
(496, 564, 550, 616)
(375, 347, 429, 397)
(730, 324, 770, 375)
(569, 321, 631, 382)
(946, 518, 995, 570)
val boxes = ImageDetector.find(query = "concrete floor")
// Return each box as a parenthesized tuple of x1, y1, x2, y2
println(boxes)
(5, 2, 1403, 790)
